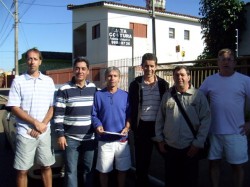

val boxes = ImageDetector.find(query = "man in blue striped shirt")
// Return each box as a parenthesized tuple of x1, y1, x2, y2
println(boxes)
(54, 57, 97, 187)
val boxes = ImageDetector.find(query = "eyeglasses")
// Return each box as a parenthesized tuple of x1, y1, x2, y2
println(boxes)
(219, 58, 234, 62)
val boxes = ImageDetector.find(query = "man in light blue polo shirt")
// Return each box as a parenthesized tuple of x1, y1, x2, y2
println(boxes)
(7, 48, 55, 187)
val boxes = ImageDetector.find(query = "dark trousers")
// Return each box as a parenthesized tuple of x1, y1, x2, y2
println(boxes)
(134, 120, 156, 187)
(164, 145, 199, 187)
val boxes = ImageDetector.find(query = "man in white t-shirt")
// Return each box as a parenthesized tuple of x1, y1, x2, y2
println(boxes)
(200, 48, 250, 187)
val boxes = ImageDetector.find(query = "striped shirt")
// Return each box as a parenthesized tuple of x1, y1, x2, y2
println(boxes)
(7, 72, 55, 139)
(54, 80, 97, 141)
(141, 81, 161, 121)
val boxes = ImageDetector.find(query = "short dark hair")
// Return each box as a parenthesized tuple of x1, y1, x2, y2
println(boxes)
(141, 53, 157, 66)
(73, 57, 89, 69)
(173, 65, 190, 76)
(25, 48, 43, 60)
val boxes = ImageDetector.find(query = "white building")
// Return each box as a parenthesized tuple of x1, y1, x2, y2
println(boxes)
(67, 1, 204, 89)
(68, 1, 204, 64)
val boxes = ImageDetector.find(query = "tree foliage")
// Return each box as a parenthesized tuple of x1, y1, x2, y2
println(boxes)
(198, 0, 246, 60)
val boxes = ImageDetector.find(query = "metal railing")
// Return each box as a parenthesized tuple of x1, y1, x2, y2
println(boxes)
(156, 64, 250, 88)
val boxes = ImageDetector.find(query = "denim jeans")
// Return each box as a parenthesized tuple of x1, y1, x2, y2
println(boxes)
(64, 137, 96, 187)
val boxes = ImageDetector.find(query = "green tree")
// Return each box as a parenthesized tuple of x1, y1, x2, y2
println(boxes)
(198, 0, 246, 60)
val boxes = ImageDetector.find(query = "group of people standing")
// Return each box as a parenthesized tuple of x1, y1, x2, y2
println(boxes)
(6, 47, 250, 187)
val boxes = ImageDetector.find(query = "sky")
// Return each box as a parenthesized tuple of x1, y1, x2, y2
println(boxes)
(0, 0, 249, 72)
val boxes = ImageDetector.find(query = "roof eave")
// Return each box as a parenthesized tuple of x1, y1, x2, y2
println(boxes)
(67, 1, 200, 22)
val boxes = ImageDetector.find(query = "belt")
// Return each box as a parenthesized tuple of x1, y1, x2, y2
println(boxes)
(119, 139, 128, 142)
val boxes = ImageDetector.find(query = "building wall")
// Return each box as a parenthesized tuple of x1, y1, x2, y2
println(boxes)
(107, 11, 136, 61)
(71, 2, 204, 66)
(73, 7, 108, 64)
(154, 15, 204, 63)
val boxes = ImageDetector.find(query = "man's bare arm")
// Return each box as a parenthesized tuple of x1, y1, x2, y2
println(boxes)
(11, 106, 48, 133)
(42, 106, 54, 125)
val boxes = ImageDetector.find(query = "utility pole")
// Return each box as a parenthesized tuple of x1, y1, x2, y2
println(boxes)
(0, 0, 19, 75)
(151, 0, 156, 56)
(14, 0, 19, 75)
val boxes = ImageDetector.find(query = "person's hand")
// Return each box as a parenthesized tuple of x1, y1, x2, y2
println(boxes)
(187, 145, 199, 158)
(34, 120, 47, 133)
(121, 127, 129, 136)
(57, 136, 68, 150)
(96, 126, 104, 135)
(27, 129, 41, 138)
(158, 141, 167, 154)
(239, 121, 250, 135)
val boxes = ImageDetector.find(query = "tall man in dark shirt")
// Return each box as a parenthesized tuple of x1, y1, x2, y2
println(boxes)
(129, 53, 169, 187)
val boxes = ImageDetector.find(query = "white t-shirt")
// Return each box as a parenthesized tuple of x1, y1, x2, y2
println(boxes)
(199, 72, 250, 134)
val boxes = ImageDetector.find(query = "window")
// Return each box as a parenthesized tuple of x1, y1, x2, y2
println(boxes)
(92, 24, 100, 40)
(169, 28, 175, 39)
(129, 22, 147, 38)
(184, 30, 190, 40)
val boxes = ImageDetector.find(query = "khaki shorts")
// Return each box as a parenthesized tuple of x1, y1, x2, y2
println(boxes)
(14, 129, 55, 170)
(96, 140, 131, 173)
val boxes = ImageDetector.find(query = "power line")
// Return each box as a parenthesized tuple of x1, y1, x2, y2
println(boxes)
(0, 1, 14, 48)
(19, 0, 37, 19)
(0, 16, 13, 43)
(20, 2, 69, 7)
(20, 24, 30, 49)
(0, 27, 14, 47)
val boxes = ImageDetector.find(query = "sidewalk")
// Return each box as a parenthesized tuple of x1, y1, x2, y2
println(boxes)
(124, 158, 250, 187)
(130, 143, 250, 187)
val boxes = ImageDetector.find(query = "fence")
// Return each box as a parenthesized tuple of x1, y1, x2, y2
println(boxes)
(105, 56, 250, 91)
(156, 64, 250, 88)
(4, 56, 250, 90)
(95, 57, 143, 91)
(156, 66, 220, 88)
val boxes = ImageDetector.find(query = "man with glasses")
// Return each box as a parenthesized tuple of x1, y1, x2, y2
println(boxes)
(200, 48, 250, 187)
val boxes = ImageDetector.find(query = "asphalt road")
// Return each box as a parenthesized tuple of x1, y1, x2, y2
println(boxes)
(0, 131, 65, 187)
(1, 118, 250, 187)
(0, 132, 16, 187)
